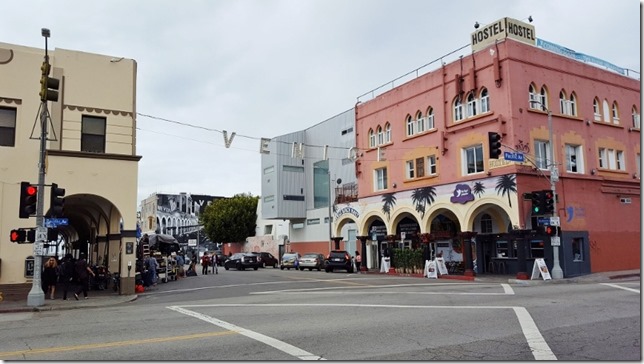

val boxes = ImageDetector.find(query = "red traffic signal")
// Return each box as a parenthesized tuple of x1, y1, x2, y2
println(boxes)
(10, 229, 26, 243)
(19, 182, 38, 219)
(543, 225, 559, 236)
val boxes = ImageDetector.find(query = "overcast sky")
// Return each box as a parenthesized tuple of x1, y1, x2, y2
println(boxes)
(3, 0, 641, 206)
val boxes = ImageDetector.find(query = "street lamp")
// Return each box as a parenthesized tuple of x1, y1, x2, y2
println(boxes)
(530, 100, 564, 279)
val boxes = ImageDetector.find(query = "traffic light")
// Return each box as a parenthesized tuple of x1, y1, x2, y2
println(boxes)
(10, 229, 26, 243)
(39, 61, 60, 102)
(19, 182, 38, 219)
(542, 225, 559, 236)
(50, 183, 65, 217)
(488, 132, 502, 159)
(543, 189, 555, 214)
(531, 190, 543, 215)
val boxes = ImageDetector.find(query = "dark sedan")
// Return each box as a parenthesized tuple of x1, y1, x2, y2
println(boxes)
(224, 253, 260, 271)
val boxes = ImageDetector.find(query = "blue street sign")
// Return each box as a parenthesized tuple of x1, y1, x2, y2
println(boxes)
(504, 151, 525, 162)
(45, 217, 68, 228)
(537, 217, 550, 225)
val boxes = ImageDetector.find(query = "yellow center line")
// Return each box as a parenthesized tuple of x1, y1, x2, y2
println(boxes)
(0, 330, 237, 358)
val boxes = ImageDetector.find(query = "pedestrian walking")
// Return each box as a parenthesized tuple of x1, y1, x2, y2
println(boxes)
(212, 253, 218, 274)
(146, 253, 159, 286)
(201, 252, 210, 275)
(355, 251, 362, 273)
(60, 254, 75, 300)
(43, 257, 59, 299)
(74, 253, 95, 300)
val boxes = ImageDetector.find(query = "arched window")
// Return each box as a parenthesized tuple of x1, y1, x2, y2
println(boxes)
(559, 90, 567, 114)
(632, 106, 640, 129)
(416, 111, 425, 133)
(612, 102, 620, 124)
(384, 122, 391, 143)
(568, 92, 577, 116)
(406, 115, 415, 136)
(602, 99, 610, 123)
(377, 126, 384, 145)
(593, 98, 601, 121)
(368, 129, 375, 148)
(426, 107, 435, 129)
(480, 88, 490, 113)
(453, 96, 464, 121)
(539, 86, 548, 110)
(466, 92, 477, 117)
(528, 83, 538, 108)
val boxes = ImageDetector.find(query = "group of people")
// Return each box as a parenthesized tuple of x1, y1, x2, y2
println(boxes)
(198, 252, 219, 275)
(41, 252, 96, 300)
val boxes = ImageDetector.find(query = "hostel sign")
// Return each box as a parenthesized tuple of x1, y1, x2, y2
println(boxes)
(471, 17, 536, 52)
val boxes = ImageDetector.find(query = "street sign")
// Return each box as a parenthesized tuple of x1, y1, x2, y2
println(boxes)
(33, 242, 44, 256)
(504, 151, 525, 162)
(550, 236, 561, 246)
(44, 217, 68, 228)
(549, 216, 560, 226)
(188, 239, 197, 247)
(537, 217, 551, 225)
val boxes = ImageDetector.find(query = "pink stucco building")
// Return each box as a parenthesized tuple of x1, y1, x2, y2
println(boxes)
(344, 18, 639, 277)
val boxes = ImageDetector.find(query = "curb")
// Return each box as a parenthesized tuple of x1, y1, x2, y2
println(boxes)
(0, 295, 138, 314)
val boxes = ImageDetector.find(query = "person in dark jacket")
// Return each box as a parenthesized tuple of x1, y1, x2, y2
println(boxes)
(42, 257, 59, 300)
(74, 253, 95, 300)
(60, 254, 75, 300)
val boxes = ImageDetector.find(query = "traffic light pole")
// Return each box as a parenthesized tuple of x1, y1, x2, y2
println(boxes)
(27, 29, 51, 307)
(546, 109, 564, 279)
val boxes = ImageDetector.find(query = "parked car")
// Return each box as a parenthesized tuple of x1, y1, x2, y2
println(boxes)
(280, 252, 301, 270)
(325, 250, 353, 273)
(224, 253, 260, 271)
(251, 252, 278, 268)
(298, 253, 326, 271)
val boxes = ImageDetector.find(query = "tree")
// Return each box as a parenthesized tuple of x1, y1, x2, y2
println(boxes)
(200, 193, 259, 244)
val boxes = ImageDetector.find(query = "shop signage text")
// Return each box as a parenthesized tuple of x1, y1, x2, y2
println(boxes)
(471, 17, 536, 52)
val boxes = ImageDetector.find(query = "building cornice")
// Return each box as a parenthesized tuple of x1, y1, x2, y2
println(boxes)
(47, 149, 142, 162)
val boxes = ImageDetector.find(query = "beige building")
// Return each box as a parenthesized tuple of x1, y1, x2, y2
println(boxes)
(0, 42, 140, 296)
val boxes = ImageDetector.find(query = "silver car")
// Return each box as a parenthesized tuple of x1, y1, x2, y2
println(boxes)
(298, 253, 325, 271)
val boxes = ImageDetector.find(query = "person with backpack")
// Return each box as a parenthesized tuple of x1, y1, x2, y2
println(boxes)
(60, 254, 75, 300)
(74, 253, 95, 300)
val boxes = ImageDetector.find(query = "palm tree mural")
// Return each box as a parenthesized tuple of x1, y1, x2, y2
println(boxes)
(381, 193, 397, 221)
(472, 181, 486, 199)
(495, 174, 517, 207)
(410, 187, 437, 219)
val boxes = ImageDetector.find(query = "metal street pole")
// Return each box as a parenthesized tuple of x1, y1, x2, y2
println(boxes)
(327, 167, 333, 254)
(547, 109, 564, 279)
(27, 28, 51, 307)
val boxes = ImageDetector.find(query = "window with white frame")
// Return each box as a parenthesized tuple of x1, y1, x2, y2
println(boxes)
(369, 129, 375, 148)
(377, 126, 384, 145)
(480, 88, 490, 113)
(406, 115, 415, 136)
(617, 150, 625, 170)
(374, 167, 388, 190)
(416, 111, 425, 133)
(539, 86, 548, 110)
(463, 144, 484, 174)
(612, 102, 620, 124)
(632, 107, 640, 129)
(529, 84, 539, 108)
(598, 148, 607, 169)
(384, 123, 391, 143)
(602, 99, 610, 123)
(466, 92, 477, 117)
(427, 155, 437, 175)
(565, 144, 583, 173)
(415, 157, 425, 178)
(600, 149, 626, 171)
(559, 91, 576, 116)
(406, 160, 415, 179)
(454, 96, 464, 121)
(569, 93, 577, 116)
(534, 140, 550, 169)
(593, 98, 601, 121)
(480, 213, 493, 234)
(559, 90, 567, 114)
(426, 107, 435, 129)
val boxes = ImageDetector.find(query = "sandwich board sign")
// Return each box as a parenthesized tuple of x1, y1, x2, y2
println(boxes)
(531, 258, 552, 280)
(435, 258, 449, 275)
(425, 260, 438, 279)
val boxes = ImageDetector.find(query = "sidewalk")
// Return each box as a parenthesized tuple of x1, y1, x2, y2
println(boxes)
(0, 289, 138, 314)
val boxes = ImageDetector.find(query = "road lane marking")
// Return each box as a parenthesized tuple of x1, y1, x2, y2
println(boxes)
(502, 284, 515, 295)
(171, 303, 555, 361)
(0, 331, 236, 358)
(513, 307, 557, 360)
(251, 291, 510, 296)
(168, 306, 324, 360)
(600, 283, 640, 293)
(250, 282, 509, 295)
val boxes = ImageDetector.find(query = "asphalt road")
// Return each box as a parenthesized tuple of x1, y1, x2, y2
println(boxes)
(0, 268, 639, 361)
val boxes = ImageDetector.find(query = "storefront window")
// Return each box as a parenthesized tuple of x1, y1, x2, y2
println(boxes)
(530, 239, 545, 258)
(496, 240, 509, 257)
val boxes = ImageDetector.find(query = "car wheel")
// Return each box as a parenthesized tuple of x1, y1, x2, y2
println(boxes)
(317, 267, 321, 271)
(287, 267, 290, 270)
(262, 262, 266, 268)
(280, 266, 284, 270)
(254, 267, 258, 270)
(225, 266, 229, 270)
(308, 268, 312, 271)
(325, 268, 331, 273)
(273, 263, 278, 268)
